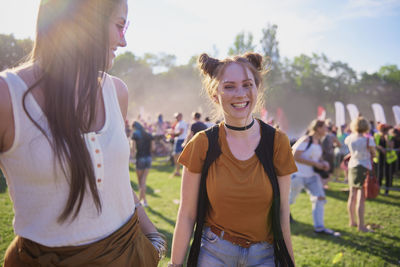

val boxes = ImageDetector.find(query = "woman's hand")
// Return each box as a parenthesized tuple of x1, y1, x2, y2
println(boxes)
(170, 167, 201, 265)
(321, 160, 330, 171)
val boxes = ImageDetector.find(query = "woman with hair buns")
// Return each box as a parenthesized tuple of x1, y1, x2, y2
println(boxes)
(169, 53, 297, 267)
(0, 0, 164, 266)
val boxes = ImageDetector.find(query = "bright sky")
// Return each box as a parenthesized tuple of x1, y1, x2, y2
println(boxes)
(1, 0, 399, 73)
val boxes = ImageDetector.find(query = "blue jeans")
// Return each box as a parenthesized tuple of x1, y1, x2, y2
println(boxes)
(289, 174, 326, 229)
(198, 227, 275, 267)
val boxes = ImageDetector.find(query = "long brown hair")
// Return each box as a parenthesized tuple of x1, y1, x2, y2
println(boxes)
(23, 0, 122, 223)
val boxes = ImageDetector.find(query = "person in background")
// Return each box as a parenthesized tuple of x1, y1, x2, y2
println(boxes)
(204, 116, 215, 128)
(321, 119, 341, 188)
(131, 121, 154, 207)
(391, 126, 400, 175)
(0, 0, 163, 265)
(337, 124, 351, 182)
(171, 112, 188, 177)
(155, 113, 167, 137)
(369, 120, 377, 136)
(125, 119, 132, 138)
(170, 52, 296, 266)
(182, 112, 207, 147)
(290, 119, 340, 236)
(344, 117, 376, 232)
(373, 124, 397, 195)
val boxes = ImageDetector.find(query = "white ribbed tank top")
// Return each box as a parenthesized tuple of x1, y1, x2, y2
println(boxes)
(0, 71, 135, 246)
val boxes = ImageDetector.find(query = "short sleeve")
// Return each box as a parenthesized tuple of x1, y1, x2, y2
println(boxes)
(368, 136, 376, 147)
(296, 140, 307, 151)
(273, 129, 298, 176)
(178, 131, 208, 173)
(344, 135, 350, 146)
(132, 132, 138, 141)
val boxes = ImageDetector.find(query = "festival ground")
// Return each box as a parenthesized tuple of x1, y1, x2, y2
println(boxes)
(0, 157, 399, 267)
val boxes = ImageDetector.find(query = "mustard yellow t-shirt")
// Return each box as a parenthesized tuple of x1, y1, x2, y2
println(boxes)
(178, 121, 297, 243)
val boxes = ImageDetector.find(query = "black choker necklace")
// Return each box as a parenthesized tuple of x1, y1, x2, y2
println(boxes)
(225, 119, 255, 131)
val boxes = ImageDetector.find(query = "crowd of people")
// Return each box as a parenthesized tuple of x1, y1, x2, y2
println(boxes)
(0, 0, 399, 266)
(289, 116, 399, 236)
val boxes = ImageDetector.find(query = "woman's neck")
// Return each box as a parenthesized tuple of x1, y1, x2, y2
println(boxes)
(224, 118, 258, 138)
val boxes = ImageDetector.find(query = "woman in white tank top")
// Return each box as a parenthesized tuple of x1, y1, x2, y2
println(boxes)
(0, 1, 164, 266)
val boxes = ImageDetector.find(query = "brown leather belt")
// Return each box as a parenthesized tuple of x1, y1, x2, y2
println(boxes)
(209, 225, 257, 248)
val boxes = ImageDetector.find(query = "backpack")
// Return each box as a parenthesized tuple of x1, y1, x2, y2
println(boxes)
(187, 121, 294, 267)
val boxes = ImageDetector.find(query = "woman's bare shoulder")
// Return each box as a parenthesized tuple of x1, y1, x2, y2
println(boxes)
(109, 75, 128, 119)
(109, 75, 128, 97)
(0, 76, 14, 151)
(0, 77, 12, 119)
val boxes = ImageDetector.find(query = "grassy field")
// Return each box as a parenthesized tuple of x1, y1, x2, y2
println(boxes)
(1, 159, 399, 266)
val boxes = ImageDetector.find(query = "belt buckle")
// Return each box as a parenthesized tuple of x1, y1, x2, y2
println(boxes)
(219, 230, 225, 239)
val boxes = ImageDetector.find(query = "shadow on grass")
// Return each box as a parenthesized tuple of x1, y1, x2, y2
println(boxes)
(129, 181, 160, 198)
(151, 164, 175, 174)
(324, 188, 349, 202)
(0, 173, 7, 193)
(368, 195, 400, 208)
(325, 187, 400, 208)
(291, 220, 399, 265)
(130, 159, 176, 174)
(146, 206, 176, 227)
(157, 228, 173, 258)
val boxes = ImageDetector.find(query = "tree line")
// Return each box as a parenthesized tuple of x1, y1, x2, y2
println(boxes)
(1, 26, 399, 133)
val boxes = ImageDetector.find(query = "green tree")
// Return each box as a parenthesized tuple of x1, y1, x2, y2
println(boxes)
(378, 65, 400, 86)
(139, 52, 176, 72)
(228, 31, 255, 56)
(260, 23, 280, 71)
(0, 34, 33, 71)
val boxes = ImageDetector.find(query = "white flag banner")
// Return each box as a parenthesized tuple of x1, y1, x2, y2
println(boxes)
(346, 104, 359, 121)
(371, 103, 386, 124)
(334, 101, 346, 127)
(393, 105, 400, 126)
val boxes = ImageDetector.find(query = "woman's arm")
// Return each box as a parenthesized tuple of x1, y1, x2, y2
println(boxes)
(150, 139, 155, 153)
(333, 136, 342, 148)
(131, 190, 157, 234)
(294, 150, 325, 170)
(278, 174, 295, 265)
(131, 139, 136, 157)
(0, 77, 14, 153)
(111, 76, 157, 234)
(170, 167, 201, 265)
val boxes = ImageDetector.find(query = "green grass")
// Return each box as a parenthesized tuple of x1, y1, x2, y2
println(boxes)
(1, 159, 400, 266)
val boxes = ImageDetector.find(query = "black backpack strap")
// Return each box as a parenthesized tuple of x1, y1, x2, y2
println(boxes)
(255, 120, 294, 267)
(305, 135, 313, 151)
(187, 125, 221, 267)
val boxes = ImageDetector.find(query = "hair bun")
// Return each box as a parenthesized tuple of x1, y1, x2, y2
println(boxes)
(198, 53, 220, 77)
(244, 52, 263, 71)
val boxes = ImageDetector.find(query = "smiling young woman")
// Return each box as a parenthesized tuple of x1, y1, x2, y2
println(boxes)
(0, 0, 163, 266)
(169, 53, 297, 267)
